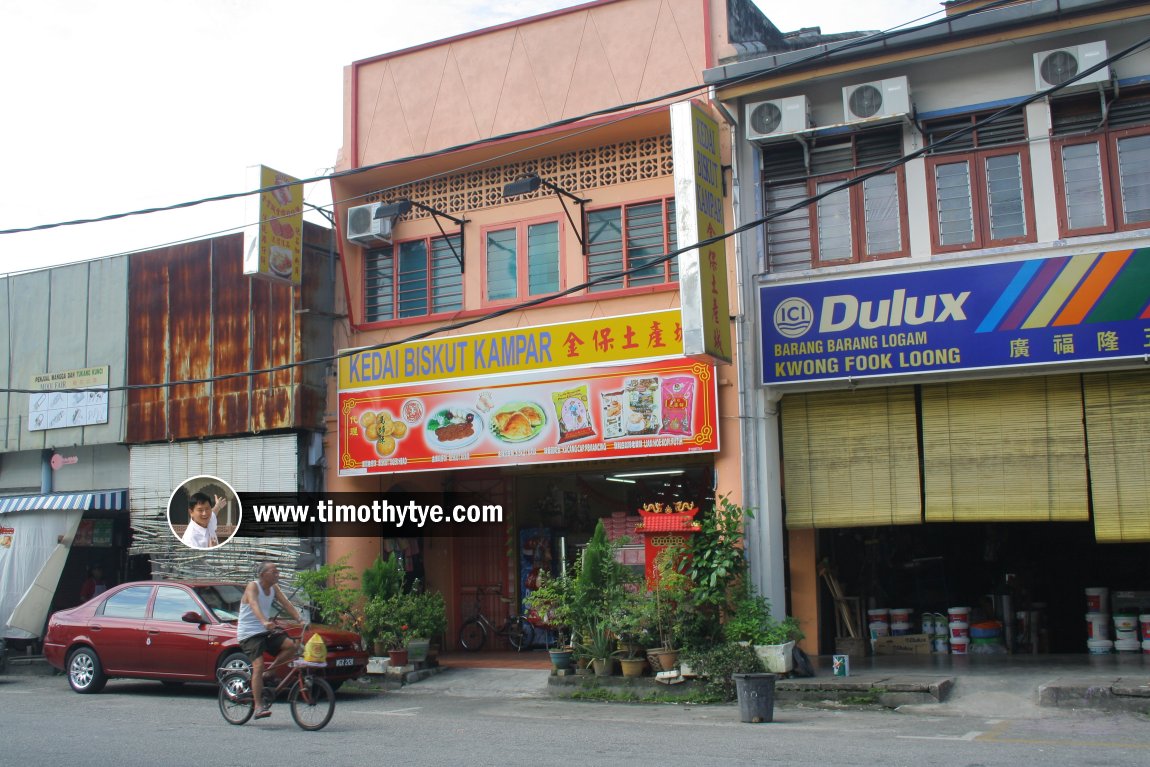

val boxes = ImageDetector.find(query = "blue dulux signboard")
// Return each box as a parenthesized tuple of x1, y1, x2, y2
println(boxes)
(760, 248, 1150, 385)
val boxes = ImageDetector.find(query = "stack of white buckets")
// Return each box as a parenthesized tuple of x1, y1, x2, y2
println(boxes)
(868, 607, 971, 654)
(1085, 587, 1150, 654)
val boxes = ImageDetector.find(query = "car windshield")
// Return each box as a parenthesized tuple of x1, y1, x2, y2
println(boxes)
(193, 584, 246, 622)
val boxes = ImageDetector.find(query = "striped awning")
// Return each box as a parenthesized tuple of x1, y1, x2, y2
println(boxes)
(0, 490, 127, 515)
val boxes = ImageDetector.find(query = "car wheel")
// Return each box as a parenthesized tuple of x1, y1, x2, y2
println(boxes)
(218, 651, 251, 674)
(68, 647, 107, 694)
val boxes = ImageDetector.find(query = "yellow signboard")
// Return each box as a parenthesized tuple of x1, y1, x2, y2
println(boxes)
(338, 310, 684, 391)
(671, 100, 733, 365)
(243, 165, 303, 285)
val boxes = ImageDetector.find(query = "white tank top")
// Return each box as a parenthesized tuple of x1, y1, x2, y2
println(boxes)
(237, 580, 275, 640)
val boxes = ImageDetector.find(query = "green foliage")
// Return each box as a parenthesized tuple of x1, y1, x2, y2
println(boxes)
(364, 594, 411, 650)
(575, 620, 615, 661)
(361, 553, 404, 601)
(650, 543, 693, 650)
(683, 496, 752, 611)
(525, 570, 578, 646)
(725, 585, 803, 645)
(607, 589, 658, 655)
(406, 587, 447, 640)
(681, 642, 764, 702)
(294, 557, 362, 633)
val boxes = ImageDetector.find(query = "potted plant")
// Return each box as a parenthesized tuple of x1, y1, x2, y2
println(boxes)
(608, 589, 656, 677)
(405, 585, 446, 663)
(647, 544, 691, 672)
(577, 620, 616, 677)
(525, 571, 577, 670)
(726, 584, 803, 674)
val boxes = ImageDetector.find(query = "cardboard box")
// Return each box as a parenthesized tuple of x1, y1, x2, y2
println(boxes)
(873, 633, 932, 655)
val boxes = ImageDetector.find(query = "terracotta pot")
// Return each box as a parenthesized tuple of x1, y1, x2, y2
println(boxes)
(592, 658, 613, 677)
(646, 647, 679, 673)
(388, 648, 409, 666)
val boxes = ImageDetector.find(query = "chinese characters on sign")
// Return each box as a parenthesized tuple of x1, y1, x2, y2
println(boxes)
(28, 365, 110, 431)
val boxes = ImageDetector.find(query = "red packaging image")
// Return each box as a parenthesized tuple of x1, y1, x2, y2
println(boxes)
(659, 376, 695, 436)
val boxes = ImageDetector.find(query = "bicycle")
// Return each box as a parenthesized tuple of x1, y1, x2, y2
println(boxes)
(217, 624, 335, 731)
(458, 586, 533, 652)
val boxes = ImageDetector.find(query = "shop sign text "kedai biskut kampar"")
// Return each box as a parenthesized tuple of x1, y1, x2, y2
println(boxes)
(339, 309, 683, 390)
(760, 248, 1150, 384)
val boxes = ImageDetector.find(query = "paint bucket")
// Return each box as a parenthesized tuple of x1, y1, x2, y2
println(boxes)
(921, 613, 937, 635)
(1113, 615, 1138, 640)
(1087, 638, 1113, 655)
(1085, 612, 1109, 640)
(948, 621, 969, 639)
(948, 606, 970, 625)
(869, 621, 890, 641)
(1114, 638, 1140, 653)
(1141, 615, 1150, 641)
(890, 621, 912, 636)
(931, 637, 949, 654)
(889, 608, 912, 624)
(868, 608, 890, 625)
(949, 637, 969, 655)
(932, 614, 950, 638)
(970, 621, 1002, 639)
(1084, 587, 1108, 613)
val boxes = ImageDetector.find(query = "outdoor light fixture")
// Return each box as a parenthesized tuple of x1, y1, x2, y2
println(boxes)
(610, 470, 686, 479)
(605, 476, 637, 484)
(502, 173, 589, 255)
(375, 198, 469, 271)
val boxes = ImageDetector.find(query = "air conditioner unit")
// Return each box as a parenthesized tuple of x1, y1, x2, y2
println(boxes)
(745, 95, 811, 141)
(1033, 41, 1109, 91)
(346, 202, 394, 245)
(842, 76, 910, 122)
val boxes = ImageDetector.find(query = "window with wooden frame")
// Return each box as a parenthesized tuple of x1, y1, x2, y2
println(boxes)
(483, 219, 561, 303)
(1050, 89, 1150, 237)
(364, 234, 462, 323)
(924, 111, 1036, 253)
(761, 126, 909, 273)
(586, 198, 678, 292)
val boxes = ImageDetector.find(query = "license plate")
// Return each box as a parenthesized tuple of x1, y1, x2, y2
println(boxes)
(335, 658, 355, 667)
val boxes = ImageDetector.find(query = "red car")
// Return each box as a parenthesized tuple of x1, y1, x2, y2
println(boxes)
(44, 580, 368, 694)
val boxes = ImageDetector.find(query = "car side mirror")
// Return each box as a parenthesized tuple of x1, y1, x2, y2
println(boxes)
(182, 611, 208, 625)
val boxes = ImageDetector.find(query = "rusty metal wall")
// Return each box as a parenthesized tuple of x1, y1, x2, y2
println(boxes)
(127, 224, 334, 442)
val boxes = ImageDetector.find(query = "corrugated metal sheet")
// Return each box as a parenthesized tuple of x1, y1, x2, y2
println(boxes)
(128, 435, 303, 581)
(126, 225, 333, 442)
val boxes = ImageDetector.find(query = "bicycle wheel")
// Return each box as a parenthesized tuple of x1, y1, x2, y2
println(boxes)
(458, 617, 486, 651)
(218, 672, 254, 725)
(507, 617, 534, 652)
(289, 674, 335, 731)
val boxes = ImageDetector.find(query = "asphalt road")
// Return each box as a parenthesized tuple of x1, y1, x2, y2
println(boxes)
(2, 671, 1149, 767)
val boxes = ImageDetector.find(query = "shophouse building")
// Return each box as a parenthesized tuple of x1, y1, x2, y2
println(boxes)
(707, 0, 1150, 654)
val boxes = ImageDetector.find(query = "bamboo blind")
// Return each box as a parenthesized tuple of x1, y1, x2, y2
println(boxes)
(781, 387, 921, 529)
(1084, 371, 1150, 543)
(922, 375, 1088, 522)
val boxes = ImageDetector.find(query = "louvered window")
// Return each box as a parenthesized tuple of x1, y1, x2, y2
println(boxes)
(1050, 89, 1150, 236)
(924, 111, 1034, 252)
(365, 235, 462, 323)
(761, 127, 907, 271)
(587, 199, 678, 292)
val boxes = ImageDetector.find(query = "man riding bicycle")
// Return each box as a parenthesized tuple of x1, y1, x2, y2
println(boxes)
(237, 562, 301, 720)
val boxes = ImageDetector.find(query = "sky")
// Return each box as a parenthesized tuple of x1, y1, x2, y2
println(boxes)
(0, 0, 946, 275)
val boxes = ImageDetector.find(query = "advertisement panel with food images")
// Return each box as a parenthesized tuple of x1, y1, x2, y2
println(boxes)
(338, 357, 718, 475)
(243, 164, 303, 286)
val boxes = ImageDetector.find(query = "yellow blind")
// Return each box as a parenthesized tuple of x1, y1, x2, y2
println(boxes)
(781, 387, 921, 529)
(922, 375, 1087, 522)
(1084, 371, 1150, 543)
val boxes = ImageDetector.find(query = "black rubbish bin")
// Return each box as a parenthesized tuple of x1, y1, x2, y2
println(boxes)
(733, 673, 777, 723)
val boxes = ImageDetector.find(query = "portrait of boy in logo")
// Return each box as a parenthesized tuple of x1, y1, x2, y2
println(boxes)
(167, 475, 242, 549)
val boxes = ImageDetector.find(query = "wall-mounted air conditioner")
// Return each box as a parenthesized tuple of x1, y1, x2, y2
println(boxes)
(346, 202, 394, 245)
(745, 95, 811, 141)
(842, 76, 910, 122)
(1033, 41, 1109, 92)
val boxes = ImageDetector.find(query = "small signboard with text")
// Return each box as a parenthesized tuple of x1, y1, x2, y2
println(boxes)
(28, 365, 109, 431)
(243, 165, 303, 285)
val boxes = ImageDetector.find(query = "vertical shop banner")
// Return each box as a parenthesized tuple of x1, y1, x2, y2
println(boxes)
(671, 100, 733, 365)
(760, 248, 1150, 385)
(243, 165, 303, 285)
(338, 357, 718, 476)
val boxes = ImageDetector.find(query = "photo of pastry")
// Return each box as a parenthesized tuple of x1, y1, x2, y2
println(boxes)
(490, 401, 547, 443)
